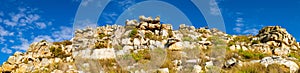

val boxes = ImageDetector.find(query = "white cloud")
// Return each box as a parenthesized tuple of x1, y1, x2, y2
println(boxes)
(11, 38, 30, 50)
(116, 0, 136, 10)
(32, 35, 54, 42)
(9, 40, 14, 43)
(2, 7, 46, 29)
(233, 15, 261, 35)
(236, 18, 243, 23)
(52, 26, 73, 41)
(233, 27, 242, 33)
(1, 48, 12, 54)
(209, 0, 221, 16)
(243, 28, 259, 35)
(35, 22, 47, 29)
(74, 19, 97, 29)
(3, 19, 17, 26)
(0, 26, 13, 36)
(102, 12, 118, 24)
(0, 37, 6, 44)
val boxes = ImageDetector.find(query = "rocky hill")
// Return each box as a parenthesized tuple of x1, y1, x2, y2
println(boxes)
(1, 16, 300, 73)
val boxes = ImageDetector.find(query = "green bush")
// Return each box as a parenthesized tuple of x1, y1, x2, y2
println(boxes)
(197, 37, 202, 41)
(238, 50, 267, 59)
(209, 36, 226, 45)
(288, 52, 300, 61)
(131, 49, 151, 62)
(129, 28, 138, 38)
(228, 41, 235, 46)
(49, 46, 66, 58)
(233, 36, 251, 43)
(53, 40, 72, 46)
(145, 32, 154, 39)
(182, 36, 193, 41)
(227, 63, 266, 73)
(252, 40, 260, 44)
(98, 33, 106, 39)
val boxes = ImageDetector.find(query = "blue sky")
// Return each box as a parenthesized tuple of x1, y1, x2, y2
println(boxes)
(0, 0, 300, 64)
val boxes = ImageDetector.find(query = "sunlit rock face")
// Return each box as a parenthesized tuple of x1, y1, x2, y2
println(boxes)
(1, 16, 300, 73)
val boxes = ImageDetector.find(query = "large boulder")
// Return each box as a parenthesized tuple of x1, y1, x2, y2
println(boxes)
(260, 56, 299, 73)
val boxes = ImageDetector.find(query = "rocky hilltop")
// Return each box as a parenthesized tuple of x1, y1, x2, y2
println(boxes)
(1, 16, 300, 73)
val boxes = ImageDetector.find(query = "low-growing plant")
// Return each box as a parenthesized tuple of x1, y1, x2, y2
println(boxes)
(238, 50, 268, 60)
(131, 49, 151, 62)
(53, 40, 72, 46)
(49, 46, 66, 58)
(226, 63, 266, 73)
(197, 37, 202, 41)
(129, 28, 138, 38)
(252, 40, 260, 44)
(233, 36, 251, 43)
(288, 52, 300, 61)
(182, 36, 193, 41)
(98, 33, 106, 39)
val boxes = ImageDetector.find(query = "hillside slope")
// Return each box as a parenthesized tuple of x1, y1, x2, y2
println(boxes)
(1, 16, 300, 73)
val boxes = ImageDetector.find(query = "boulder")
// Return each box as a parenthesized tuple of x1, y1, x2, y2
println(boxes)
(90, 49, 116, 59)
(7, 56, 16, 64)
(51, 69, 64, 73)
(229, 45, 235, 51)
(133, 38, 140, 46)
(168, 42, 182, 51)
(157, 68, 169, 73)
(2, 62, 15, 72)
(193, 65, 202, 73)
(125, 19, 138, 26)
(274, 48, 290, 56)
(224, 58, 237, 68)
(260, 56, 299, 73)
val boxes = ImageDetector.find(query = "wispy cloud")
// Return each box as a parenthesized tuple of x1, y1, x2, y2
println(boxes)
(233, 13, 261, 35)
(0, 26, 14, 36)
(2, 7, 51, 29)
(11, 38, 30, 51)
(209, 0, 222, 16)
(102, 12, 118, 24)
(0, 37, 6, 44)
(33, 35, 54, 42)
(1, 48, 12, 54)
(52, 26, 73, 41)
(233, 17, 244, 33)
(35, 22, 47, 29)
(243, 28, 259, 35)
(112, 0, 136, 10)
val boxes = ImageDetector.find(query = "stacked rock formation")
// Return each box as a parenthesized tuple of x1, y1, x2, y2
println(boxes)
(0, 40, 76, 73)
(1, 16, 300, 73)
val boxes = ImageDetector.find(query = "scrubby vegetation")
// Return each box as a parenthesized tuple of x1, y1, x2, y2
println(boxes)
(226, 63, 290, 73)
(226, 63, 266, 73)
(238, 50, 269, 60)
(53, 40, 72, 46)
(131, 49, 151, 62)
(228, 36, 251, 46)
(129, 28, 138, 38)
(182, 36, 193, 41)
(49, 46, 67, 58)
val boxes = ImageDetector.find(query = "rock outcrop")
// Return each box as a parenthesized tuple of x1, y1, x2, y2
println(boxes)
(1, 16, 299, 73)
